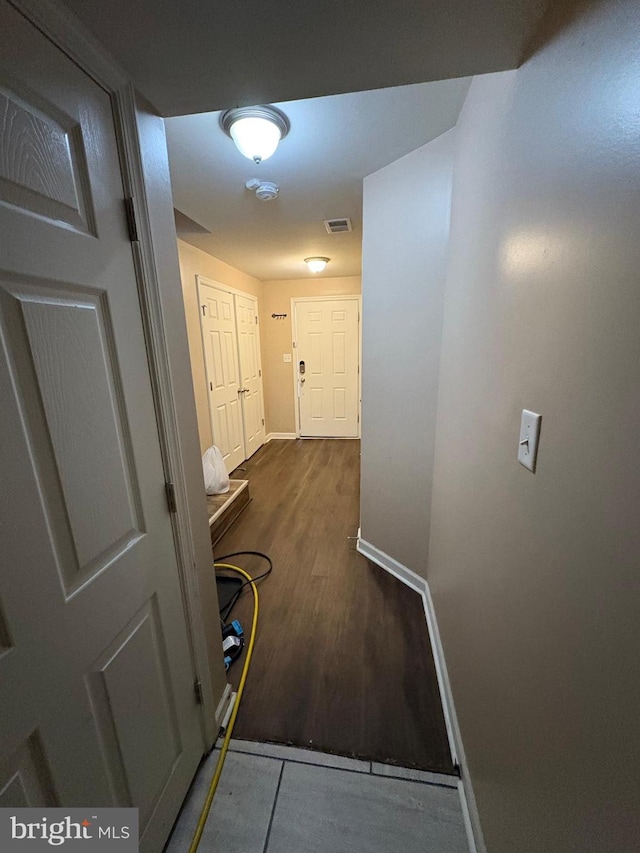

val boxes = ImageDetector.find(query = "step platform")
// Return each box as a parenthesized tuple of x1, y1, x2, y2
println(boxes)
(206, 479, 250, 548)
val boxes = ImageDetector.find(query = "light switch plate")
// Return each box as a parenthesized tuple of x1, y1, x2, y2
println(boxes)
(518, 409, 542, 472)
(283, 353, 292, 363)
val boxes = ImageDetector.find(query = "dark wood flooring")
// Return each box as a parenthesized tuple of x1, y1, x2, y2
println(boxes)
(216, 439, 454, 774)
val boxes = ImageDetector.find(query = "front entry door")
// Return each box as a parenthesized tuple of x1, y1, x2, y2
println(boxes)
(235, 293, 265, 459)
(0, 5, 204, 851)
(200, 283, 244, 472)
(295, 297, 360, 437)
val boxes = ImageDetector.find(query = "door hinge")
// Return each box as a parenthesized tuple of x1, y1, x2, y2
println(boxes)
(123, 196, 139, 243)
(202, 304, 206, 316)
(255, 315, 258, 324)
(210, 381, 213, 390)
(262, 418, 265, 425)
(165, 481, 177, 513)
(194, 679, 203, 705)
(259, 369, 261, 377)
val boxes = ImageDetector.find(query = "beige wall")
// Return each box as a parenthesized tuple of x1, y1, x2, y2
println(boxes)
(360, 0, 640, 848)
(408, 0, 637, 849)
(177, 239, 263, 453)
(360, 131, 454, 576)
(260, 276, 361, 434)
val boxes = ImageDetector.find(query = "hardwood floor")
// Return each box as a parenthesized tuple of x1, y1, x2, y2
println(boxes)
(216, 439, 454, 774)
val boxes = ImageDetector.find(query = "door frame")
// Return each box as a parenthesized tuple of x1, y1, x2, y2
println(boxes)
(196, 275, 266, 462)
(9, 0, 225, 746)
(291, 295, 362, 439)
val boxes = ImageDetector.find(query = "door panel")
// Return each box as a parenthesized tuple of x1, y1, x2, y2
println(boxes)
(235, 293, 265, 458)
(296, 298, 360, 437)
(6, 283, 144, 590)
(0, 733, 57, 809)
(0, 5, 203, 851)
(88, 598, 180, 829)
(200, 283, 244, 472)
(0, 87, 96, 236)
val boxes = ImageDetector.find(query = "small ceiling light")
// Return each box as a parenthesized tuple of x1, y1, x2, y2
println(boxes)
(304, 257, 330, 274)
(220, 105, 290, 164)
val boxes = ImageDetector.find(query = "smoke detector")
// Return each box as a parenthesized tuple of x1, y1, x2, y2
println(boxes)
(245, 178, 279, 201)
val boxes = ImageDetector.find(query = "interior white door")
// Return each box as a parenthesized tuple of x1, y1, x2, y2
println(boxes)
(0, 5, 204, 851)
(200, 283, 244, 472)
(235, 293, 265, 458)
(296, 298, 360, 437)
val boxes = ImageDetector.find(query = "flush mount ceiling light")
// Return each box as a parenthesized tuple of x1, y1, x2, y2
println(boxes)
(304, 257, 330, 274)
(220, 105, 290, 164)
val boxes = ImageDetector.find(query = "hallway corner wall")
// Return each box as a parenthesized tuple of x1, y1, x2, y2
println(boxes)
(428, 0, 640, 850)
(360, 129, 455, 579)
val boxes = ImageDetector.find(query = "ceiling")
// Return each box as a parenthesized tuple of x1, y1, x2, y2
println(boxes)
(60, 0, 548, 117)
(165, 78, 471, 280)
(59, 0, 548, 281)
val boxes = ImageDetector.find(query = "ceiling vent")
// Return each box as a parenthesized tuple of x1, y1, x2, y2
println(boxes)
(324, 218, 352, 234)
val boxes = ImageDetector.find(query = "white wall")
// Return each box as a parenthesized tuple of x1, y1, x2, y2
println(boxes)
(429, 0, 640, 841)
(360, 130, 454, 577)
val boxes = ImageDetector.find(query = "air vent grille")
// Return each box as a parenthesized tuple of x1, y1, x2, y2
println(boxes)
(324, 218, 352, 234)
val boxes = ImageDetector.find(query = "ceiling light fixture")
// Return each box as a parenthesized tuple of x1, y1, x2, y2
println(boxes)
(304, 257, 330, 274)
(220, 105, 290, 164)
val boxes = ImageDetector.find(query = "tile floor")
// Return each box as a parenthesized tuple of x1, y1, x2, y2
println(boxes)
(165, 740, 470, 853)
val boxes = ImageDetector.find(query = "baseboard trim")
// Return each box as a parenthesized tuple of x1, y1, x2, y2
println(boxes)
(266, 432, 297, 441)
(356, 537, 426, 596)
(214, 683, 233, 731)
(356, 535, 485, 853)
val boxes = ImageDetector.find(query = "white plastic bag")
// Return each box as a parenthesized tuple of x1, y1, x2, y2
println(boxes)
(202, 445, 230, 495)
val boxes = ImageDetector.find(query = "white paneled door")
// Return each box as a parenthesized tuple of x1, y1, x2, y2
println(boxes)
(199, 281, 265, 471)
(0, 5, 204, 852)
(200, 284, 245, 472)
(295, 297, 360, 437)
(236, 293, 266, 458)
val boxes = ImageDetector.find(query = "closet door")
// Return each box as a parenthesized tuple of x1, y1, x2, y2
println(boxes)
(200, 282, 245, 472)
(235, 293, 266, 459)
(0, 5, 205, 851)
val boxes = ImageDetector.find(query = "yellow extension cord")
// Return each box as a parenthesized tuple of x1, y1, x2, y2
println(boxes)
(188, 563, 259, 853)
